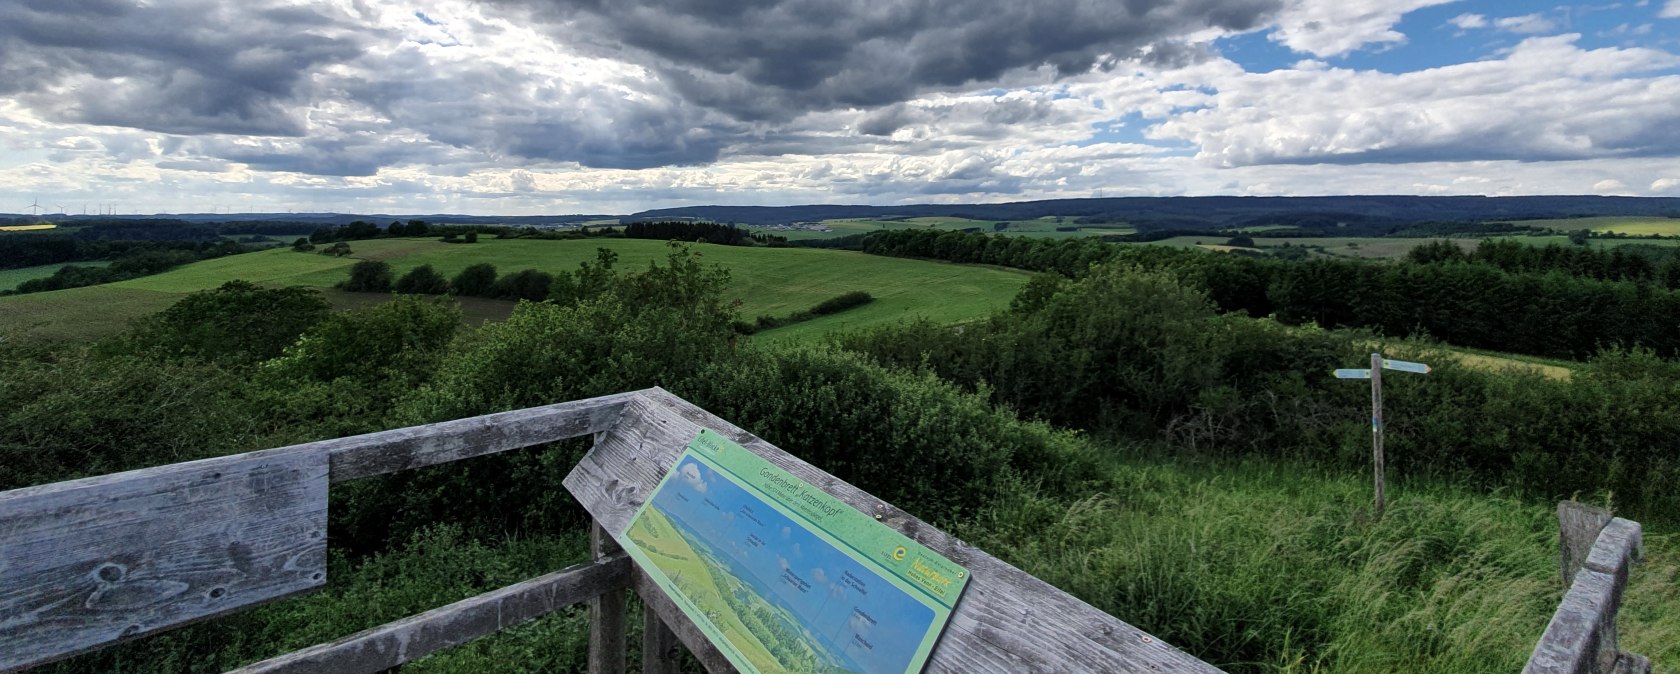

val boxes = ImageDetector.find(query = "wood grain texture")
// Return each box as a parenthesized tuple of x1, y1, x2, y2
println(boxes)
(226, 554, 631, 674)
(565, 389, 1225, 674)
(1584, 519, 1642, 584)
(1558, 502, 1612, 590)
(0, 447, 328, 672)
(324, 391, 636, 483)
(1524, 568, 1618, 674)
(589, 524, 627, 674)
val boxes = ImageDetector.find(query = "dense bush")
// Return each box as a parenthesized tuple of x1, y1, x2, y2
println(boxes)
(840, 261, 1680, 518)
(488, 269, 554, 301)
(340, 259, 392, 292)
(450, 262, 497, 296)
(126, 281, 331, 363)
(738, 290, 875, 334)
(395, 264, 451, 295)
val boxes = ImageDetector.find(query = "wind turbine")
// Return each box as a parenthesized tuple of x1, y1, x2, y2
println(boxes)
(25, 198, 43, 217)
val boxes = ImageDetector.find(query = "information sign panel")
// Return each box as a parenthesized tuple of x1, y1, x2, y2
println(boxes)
(619, 429, 970, 674)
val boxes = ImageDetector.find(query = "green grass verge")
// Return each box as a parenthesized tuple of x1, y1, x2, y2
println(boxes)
(0, 238, 1029, 344)
(964, 450, 1678, 673)
(0, 261, 113, 292)
(1143, 236, 1463, 259)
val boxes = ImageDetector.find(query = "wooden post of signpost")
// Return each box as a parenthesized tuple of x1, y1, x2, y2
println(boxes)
(1336, 353, 1428, 522)
(1370, 352, 1385, 519)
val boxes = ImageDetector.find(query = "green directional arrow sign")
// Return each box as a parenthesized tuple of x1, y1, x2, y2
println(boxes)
(1334, 369, 1373, 379)
(1381, 359, 1431, 374)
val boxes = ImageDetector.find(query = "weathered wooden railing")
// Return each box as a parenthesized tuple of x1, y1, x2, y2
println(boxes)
(1523, 502, 1651, 674)
(0, 388, 1225, 673)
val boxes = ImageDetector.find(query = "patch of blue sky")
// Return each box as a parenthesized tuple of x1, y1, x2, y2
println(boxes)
(1073, 112, 1194, 154)
(1211, 30, 1300, 73)
(1214, 0, 1676, 76)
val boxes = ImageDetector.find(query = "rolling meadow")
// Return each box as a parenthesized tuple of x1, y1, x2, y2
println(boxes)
(1, 222, 1677, 673)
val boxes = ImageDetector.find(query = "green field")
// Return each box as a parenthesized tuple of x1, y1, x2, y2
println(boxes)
(1143, 235, 1460, 259)
(1502, 216, 1680, 236)
(0, 238, 1029, 343)
(0, 261, 112, 292)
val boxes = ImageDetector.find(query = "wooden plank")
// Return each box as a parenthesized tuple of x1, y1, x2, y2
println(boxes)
(227, 554, 631, 674)
(565, 389, 1224, 674)
(0, 447, 328, 672)
(589, 524, 627, 674)
(1523, 569, 1618, 674)
(1559, 502, 1612, 589)
(1584, 518, 1643, 583)
(324, 391, 636, 482)
(639, 580, 685, 674)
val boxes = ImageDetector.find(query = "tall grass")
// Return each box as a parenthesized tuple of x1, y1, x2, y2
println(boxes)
(959, 448, 1678, 673)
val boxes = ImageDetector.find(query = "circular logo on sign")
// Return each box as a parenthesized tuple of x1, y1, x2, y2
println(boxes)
(892, 547, 907, 561)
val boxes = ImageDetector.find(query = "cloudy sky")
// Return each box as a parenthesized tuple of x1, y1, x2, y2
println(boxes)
(2, 0, 1678, 215)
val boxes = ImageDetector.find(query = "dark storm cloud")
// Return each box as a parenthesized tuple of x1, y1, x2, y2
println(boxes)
(503, 0, 1282, 120)
(0, 0, 368, 136)
(338, 49, 728, 169)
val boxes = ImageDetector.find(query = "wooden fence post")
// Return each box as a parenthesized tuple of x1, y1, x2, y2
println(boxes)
(589, 522, 627, 674)
(641, 592, 682, 674)
(1558, 502, 1611, 589)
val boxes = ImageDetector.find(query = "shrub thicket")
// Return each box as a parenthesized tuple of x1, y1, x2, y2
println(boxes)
(340, 259, 392, 292)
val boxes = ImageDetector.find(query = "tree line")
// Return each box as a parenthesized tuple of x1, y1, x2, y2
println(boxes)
(621, 220, 785, 246)
(3, 242, 250, 296)
(334, 249, 623, 305)
(862, 228, 1680, 360)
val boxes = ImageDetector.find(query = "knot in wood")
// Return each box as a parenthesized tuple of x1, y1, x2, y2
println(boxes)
(94, 562, 127, 583)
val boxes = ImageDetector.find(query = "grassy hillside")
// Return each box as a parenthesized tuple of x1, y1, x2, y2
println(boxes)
(0, 261, 112, 291)
(0, 238, 1029, 342)
(1504, 216, 1680, 236)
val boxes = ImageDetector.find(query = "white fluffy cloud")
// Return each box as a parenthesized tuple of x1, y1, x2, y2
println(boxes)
(1269, 0, 1459, 56)
(3, 0, 1680, 213)
(1495, 14, 1559, 34)
(1661, 1, 1680, 19)
(1150, 36, 1680, 167)
(1449, 14, 1489, 30)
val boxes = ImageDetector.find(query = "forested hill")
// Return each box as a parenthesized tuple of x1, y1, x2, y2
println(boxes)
(627, 195, 1680, 228)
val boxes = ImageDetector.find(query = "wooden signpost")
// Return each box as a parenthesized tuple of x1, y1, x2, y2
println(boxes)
(1334, 353, 1430, 519)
